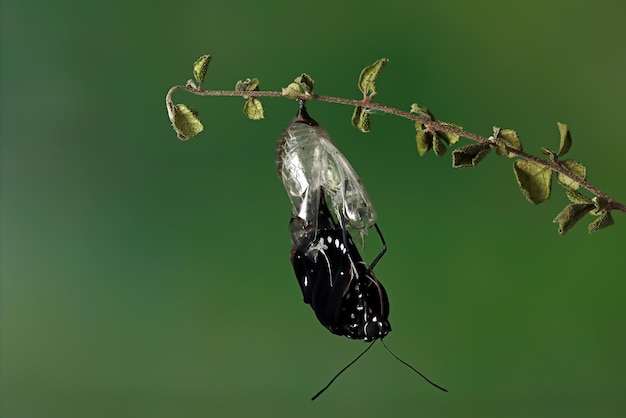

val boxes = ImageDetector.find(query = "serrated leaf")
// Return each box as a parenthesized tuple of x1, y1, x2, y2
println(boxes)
(193, 55, 211, 85)
(171, 103, 203, 140)
(557, 159, 586, 190)
(566, 189, 592, 204)
(415, 123, 432, 156)
(351, 106, 370, 133)
(433, 135, 447, 156)
(243, 98, 264, 120)
(495, 129, 522, 157)
(557, 122, 572, 157)
(553, 203, 594, 235)
(588, 211, 614, 233)
(358, 58, 389, 97)
(281, 82, 303, 99)
(452, 143, 492, 168)
(295, 73, 314, 94)
(235, 77, 260, 93)
(513, 160, 552, 204)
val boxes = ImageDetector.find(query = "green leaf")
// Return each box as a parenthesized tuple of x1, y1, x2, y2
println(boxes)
(592, 196, 608, 212)
(235, 77, 260, 93)
(433, 135, 447, 156)
(281, 82, 303, 99)
(513, 160, 552, 204)
(295, 73, 314, 94)
(409, 103, 434, 120)
(358, 58, 389, 97)
(588, 211, 614, 233)
(170, 103, 204, 140)
(243, 98, 264, 120)
(494, 128, 522, 157)
(415, 123, 433, 156)
(193, 55, 211, 86)
(540, 147, 558, 162)
(553, 203, 594, 235)
(566, 189, 592, 204)
(410, 103, 438, 156)
(351, 106, 370, 133)
(557, 122, 572, 157)
(437, 123, 461, 146)
(556, 159, 586, 190)
(452, 143, 492, 168)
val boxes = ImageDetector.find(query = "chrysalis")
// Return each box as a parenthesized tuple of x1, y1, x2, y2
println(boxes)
(276, 101, 376, 238)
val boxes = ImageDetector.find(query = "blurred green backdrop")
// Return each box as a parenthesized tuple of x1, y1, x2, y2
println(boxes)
(2, 1, 625, 417)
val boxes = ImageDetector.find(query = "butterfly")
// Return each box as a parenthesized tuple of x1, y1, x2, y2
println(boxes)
(289, 192, 447, 399)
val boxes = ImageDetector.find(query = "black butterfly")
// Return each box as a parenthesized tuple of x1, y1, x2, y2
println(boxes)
(289, 193, 447, 399)
(289, 192, 390, 341)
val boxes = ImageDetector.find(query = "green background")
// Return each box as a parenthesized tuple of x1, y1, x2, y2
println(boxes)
(2, 1, 625, 417)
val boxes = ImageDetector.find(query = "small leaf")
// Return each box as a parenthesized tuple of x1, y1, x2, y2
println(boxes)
(281, 82, 303, 99)
(452, 143, 492, 168)
(170, 103, 204, 140)
(295, 73, 314, 94)
(540, 147, 558, 162)
(556, 159, 586, 190)
(351, 106, 370, 133)
(410, 103, 434, 120)
(436, 124, 461, 146)
(557, 122, 572, 157)
(592, 196, 608, 212)
(243, 98, 264, 120)
(193, 55, 211, 85)
(588, 211, 614, 233)
(566, 189, 592, 204)
(494, 128, 522, 157)
(415, 123, 433, 156)
(553, 203, 594, 235)
(513, 160, 552, 204)
(432, 135, 447, 157)
(358, 58, 389, 97)
(235, 77, 260, 93)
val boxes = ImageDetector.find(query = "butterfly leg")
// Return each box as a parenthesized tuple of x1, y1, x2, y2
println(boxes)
(368, 223, 387, 272)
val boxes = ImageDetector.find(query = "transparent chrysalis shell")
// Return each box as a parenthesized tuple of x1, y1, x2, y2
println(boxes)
(276, 102, 376, 235)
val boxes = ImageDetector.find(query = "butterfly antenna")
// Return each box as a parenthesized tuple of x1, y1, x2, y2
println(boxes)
(311, 341, 376, 401)
(368, 223, 387, 272)
(380, 339, 448, 392)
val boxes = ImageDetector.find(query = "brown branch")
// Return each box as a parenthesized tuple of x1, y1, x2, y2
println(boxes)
(165, 86, 626, 215)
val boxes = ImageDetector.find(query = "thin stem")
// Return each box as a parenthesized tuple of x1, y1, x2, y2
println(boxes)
(166, 85, 626, 215)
